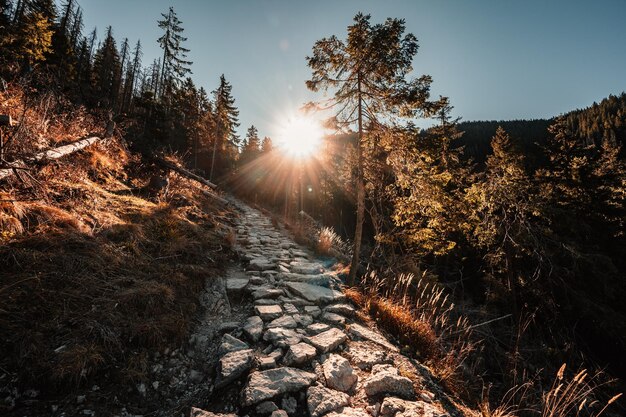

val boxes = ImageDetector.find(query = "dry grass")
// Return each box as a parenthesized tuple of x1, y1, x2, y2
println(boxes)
(346, 270, 479, 396)
(478, 364, 623, 417)
(0, 84, 235, 390)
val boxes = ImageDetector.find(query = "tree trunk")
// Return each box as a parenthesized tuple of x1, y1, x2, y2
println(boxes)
(209, 123, 220, 181)
(349, 72, 365, 286)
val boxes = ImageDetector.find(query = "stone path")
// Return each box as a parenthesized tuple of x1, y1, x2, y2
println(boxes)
(191, 198, 456, 417)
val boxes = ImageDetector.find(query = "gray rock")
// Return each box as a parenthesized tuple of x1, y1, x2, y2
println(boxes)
(217, 322, 240, 333)
(255, 304, 283, 321)
(249, 258, 275, 271)
(256, 401, 279, 414)
(270, 411, 288, 417)
(263, 327, 302, 348)
(306, 328, 348, 353)
(190, 408, 237, 417)
(380, 397, 446, 417)
(363, 364, 415, 399)
(321, 312, 347, 325)
(290, 261, 323, 274)
(325, 407, 370, 417)
(243, 316, 264, 343)
(249, 276, 266, 285)
(307, 385, 350, 417)
(279, 272, 334, 286)
(304, 306, 322, 317)
(258, 356, 277, 369)
(323, 354, 358, 392)
(267, 315, 298, 329)
(284, 342, 317, 366)
(324, 304, 355, 317)
(345, 342, 388, 370)
(282, 396, 298, 414)
(348, 323, 398, 352)
(226, 277, 249, 297)
(253, 287, 284, 300)
(242, 367, 316, 406)
(283, 303, 299, 315)
(218, 333, 249, 355)
(215, 349, 254, 388)
(285, 282, 345, 304)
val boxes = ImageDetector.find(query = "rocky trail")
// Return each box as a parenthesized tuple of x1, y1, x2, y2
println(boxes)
(174, 197, 467, 417)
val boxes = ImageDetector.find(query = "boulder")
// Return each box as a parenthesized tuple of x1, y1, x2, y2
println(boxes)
(323, 354, 358, 392)
(304, 306, 322, 317)
(307, 385, 350, 417)
(324, 304, 355, 317)
(380, 398, 447, 417)
(321, 312, 347, 325)
(190, 408, 237, 417)
(252, 287, 284, 300)
(345, 342, 388, 370)
(242, 367, 316, 406)
(307, 323, 331, 335)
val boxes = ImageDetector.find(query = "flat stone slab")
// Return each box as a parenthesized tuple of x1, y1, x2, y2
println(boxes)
(263, 327, 302, 348)
(216, 349, 254, 388)
(252, 287, 284, 300)
(249, 258, 276, 271)
(243, 316, 264, 343)
(348, 323, 398, 352)
(324, 304, 355, 317)
(267, 315, 298, 329)
(289, 261, 324, 275)
(363, 364, 415, 399)
(279, 272, 333, 287)
(285, 282, 345, 304)
(218, 334, 249, 355)
(306, 328, 348, 353)
(242, 367, 316, 406)
(293, 313, 314, 327)
(255, 305, 283, 321)
(307, 322, 331, 335)
(283, 303, 299, 315)
(304, 306, 322, 317)
(307, 385, 350, 417)
(284, 342, 317, 366)
(321, 312, 347, 325)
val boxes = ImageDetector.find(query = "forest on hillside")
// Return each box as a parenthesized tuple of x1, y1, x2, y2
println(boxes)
(1, 1, 625, 416)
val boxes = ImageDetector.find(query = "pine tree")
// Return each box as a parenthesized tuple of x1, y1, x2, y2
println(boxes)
(156, 6, 192, 99)
(91, 26, 121, 108)
(240, 125, 261, 165)
(210, 74, 239, 180)
(16, 9, 53, 66)
(307, 12, 438, 284)
(261, 136, 273, 153)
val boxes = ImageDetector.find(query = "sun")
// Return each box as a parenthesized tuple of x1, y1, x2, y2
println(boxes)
(275, 113, 324, 158)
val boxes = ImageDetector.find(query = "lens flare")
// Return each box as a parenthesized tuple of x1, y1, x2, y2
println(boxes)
(275, 113, 324, 158)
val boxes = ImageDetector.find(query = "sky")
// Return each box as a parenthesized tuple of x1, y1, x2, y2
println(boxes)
(77, 0, 626, 139)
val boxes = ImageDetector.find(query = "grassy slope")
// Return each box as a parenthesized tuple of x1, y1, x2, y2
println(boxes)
(0, 88, 235, 406)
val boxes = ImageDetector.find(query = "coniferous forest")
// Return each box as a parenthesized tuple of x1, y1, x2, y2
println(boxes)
(0, 1, 624, 416)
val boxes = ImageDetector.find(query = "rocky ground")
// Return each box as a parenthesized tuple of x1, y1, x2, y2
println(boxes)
(6, 197, 471, 417)
(186, 198, 470, 417)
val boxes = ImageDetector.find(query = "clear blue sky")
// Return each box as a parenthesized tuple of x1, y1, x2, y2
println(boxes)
(77, 0, 626, 139)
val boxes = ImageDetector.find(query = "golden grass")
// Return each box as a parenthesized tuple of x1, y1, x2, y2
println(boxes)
(0, 84, 234, 388)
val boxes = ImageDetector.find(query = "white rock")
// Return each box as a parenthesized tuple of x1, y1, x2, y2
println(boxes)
(243, 316, 264, 343)
(306, 328, 348, 353)
(307, 385, 350, 417)
(241, 368, 316, 406)
(363, 365, 415, 399)
(255, 305, 283, 321)
(284, 342, 317, 366)
(323, 354, 358, 392)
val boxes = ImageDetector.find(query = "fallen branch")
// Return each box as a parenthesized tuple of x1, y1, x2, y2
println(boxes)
(0, 136, 102, 181)
(152, 157, 218, 190)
